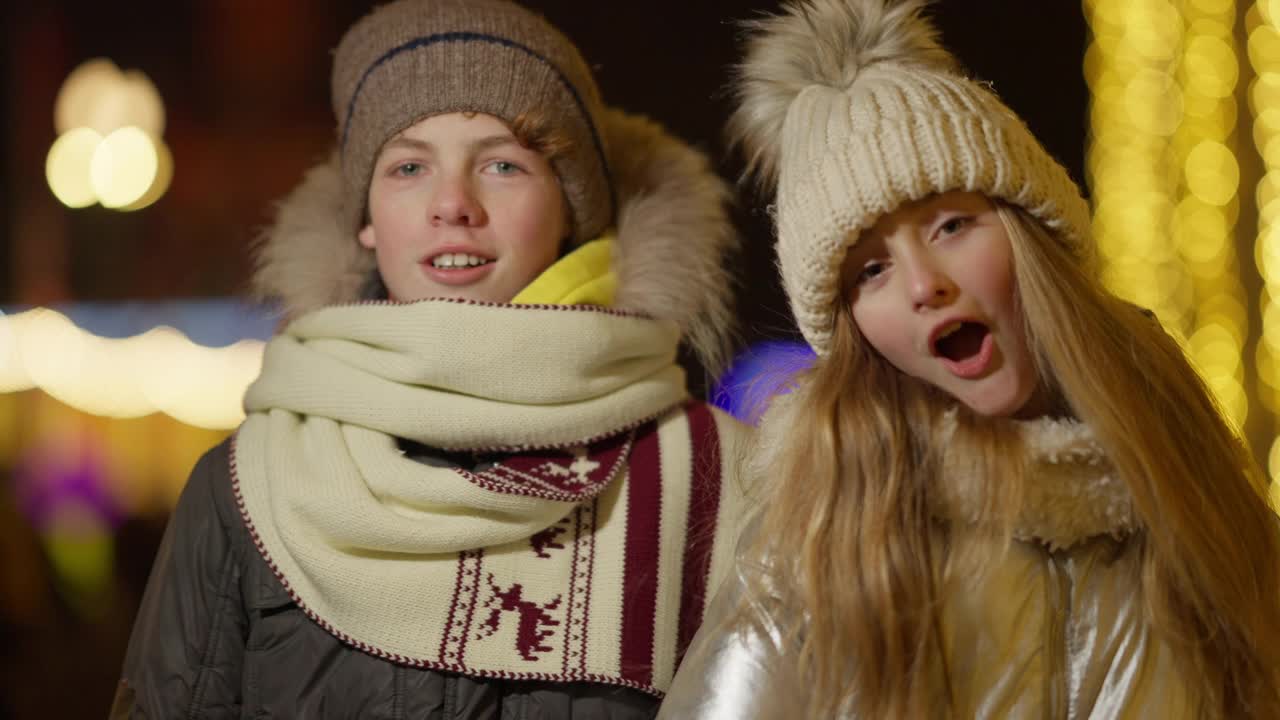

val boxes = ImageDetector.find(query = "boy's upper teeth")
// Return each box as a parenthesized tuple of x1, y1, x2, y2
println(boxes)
(432, 253, 490, 268)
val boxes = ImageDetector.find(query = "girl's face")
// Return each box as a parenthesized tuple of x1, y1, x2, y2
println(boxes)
(359, 112, 568, 304)
(842, 191, 1044, 418)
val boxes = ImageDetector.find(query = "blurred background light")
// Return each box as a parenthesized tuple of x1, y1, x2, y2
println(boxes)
(0, 301, 274, 429)
(90, 127, 158, 209)
(711, 340, 816, 424)
(46, 59, 170, 211)
(1087, 0, 1250, 435)
(1250, 0, 1280, 471)
(45, 127, 102, 208)
(53, 58, 164, 138)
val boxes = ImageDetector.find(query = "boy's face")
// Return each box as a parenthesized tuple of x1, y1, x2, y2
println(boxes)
(359, 112, 568, 303)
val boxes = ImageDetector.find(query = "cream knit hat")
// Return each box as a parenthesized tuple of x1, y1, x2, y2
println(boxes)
(333, 0, 612, 243)
(731, 0, 1091, 354)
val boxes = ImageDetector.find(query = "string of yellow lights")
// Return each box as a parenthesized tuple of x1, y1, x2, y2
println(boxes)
(1248, 2, 1280, 480)
(1086, 0, 1250, 439)
(0, 308, 263, 429)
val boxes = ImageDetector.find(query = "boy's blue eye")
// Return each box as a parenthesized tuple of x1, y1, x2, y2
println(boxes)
(487, 160, 521, 175)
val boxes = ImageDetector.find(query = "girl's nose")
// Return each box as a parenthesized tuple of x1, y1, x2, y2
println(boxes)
(903, 252, 957, 310)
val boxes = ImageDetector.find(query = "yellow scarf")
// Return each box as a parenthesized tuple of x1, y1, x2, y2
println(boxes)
(512, 236, 617, 307)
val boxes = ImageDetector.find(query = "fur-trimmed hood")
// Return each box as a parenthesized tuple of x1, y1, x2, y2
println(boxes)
(752, 392, 1138, 553)
(251, 108, 738, 372)
(932, 411, 1138, 552)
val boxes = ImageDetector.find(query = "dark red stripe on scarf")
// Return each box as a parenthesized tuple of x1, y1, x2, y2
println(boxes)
(676, 402, 723, 662)
(439, 548, 483, 665)
(619, 420, 662, 687)
(439, 552, 470, 663)
(457, 549, 484, 663)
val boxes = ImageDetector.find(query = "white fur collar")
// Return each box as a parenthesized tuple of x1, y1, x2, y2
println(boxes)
(931, 411, 1139, 552)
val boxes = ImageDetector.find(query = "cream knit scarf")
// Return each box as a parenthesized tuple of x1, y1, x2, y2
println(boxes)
(233, 300, 741, 695)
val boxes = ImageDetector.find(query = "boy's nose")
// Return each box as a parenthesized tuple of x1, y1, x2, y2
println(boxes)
(430, 177, 486, 227)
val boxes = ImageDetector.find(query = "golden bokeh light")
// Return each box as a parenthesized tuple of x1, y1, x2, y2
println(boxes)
(54, 59, 164, 137)
(54, 59, 123, 135)
(1191, 0, 1233, 15)
(89, 127, 158, 209)
(1251, 71, 1280, 115)
(1125, 0, 1184, 61)
(1249, 0, 1280, 478)
(0, 312, 28, 394)
(1250, 23, 1280, 68)
(1269, 436, 1280, 486)
(1191, 322, 1244, 374)
(0, 308, 265, 430)
(1088, 0, 1250, 433)
(45, 128, 103, 209)
(119, 135, 173, 212)
(1200, 293, 1249, 344)
(1209, 374, 1249, 428)
(1125, 69, 1184, 135)
(1185, 140, 1240, 205)
(1185, 35, 1238, 97)
(47, 60, 171, 211)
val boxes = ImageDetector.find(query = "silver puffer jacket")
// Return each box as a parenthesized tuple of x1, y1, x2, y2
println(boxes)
(659, 415, 1204, 719)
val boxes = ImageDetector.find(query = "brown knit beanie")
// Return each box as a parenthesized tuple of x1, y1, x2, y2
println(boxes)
(332, 0, 613, 243)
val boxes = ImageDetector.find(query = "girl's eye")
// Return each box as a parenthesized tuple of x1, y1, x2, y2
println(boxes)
(485, 160, 523, 176)
(856, 260, 887, 285)
(393, 162, 422, 177)
(938, 215, 972, 236)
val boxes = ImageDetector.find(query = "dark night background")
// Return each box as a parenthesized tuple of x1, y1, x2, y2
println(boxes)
(0, 2, 1087, 716)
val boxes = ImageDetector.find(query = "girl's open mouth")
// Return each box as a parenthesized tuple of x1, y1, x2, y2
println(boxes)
(934, 321, 994, 378)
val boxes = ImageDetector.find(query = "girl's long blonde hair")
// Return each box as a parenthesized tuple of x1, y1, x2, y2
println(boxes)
(744, 201, 1280, 717)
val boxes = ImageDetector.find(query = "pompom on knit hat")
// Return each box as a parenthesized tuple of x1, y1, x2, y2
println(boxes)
(332, 0, 612, 244)
(730, 0, 1092, 355)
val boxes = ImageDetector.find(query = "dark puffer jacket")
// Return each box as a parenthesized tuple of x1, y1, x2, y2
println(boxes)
(111, 440, 660, 719)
